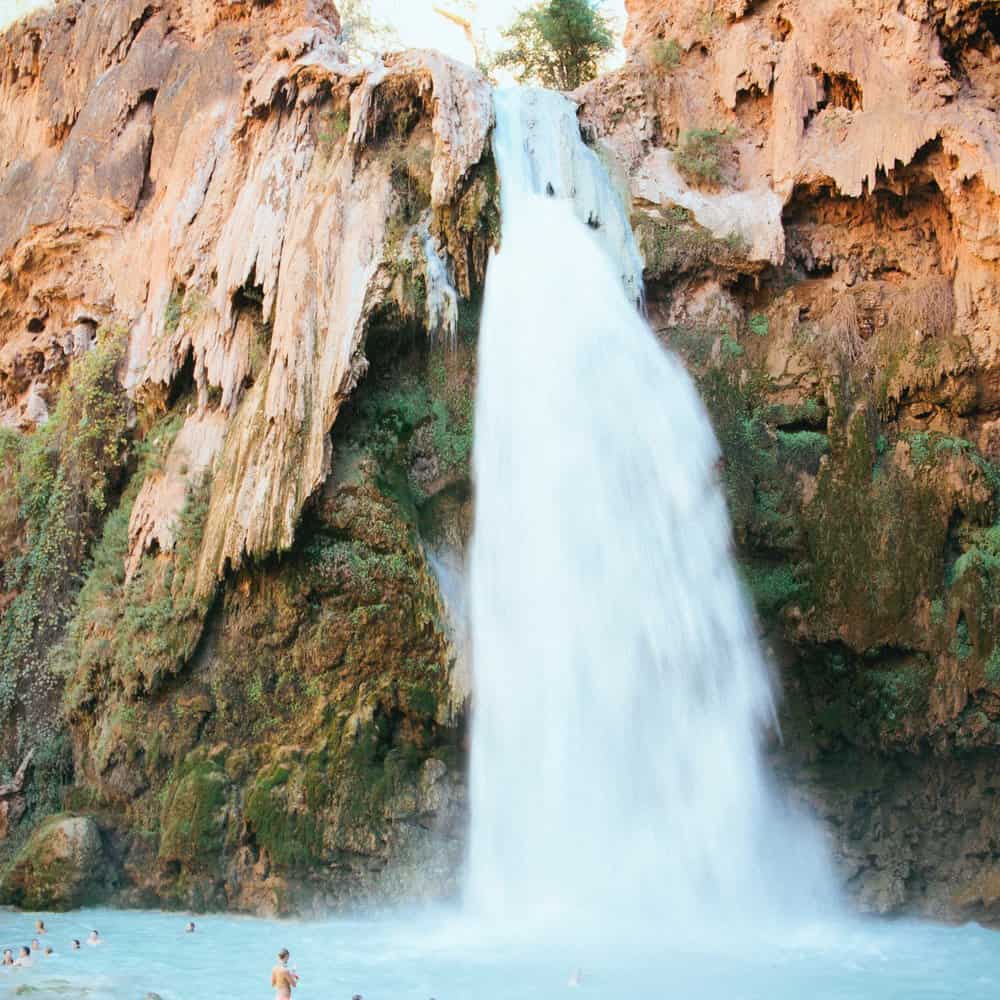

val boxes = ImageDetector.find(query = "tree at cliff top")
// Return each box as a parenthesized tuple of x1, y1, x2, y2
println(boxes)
(492, 0, 614, 91)
(337, 0, 399, 61)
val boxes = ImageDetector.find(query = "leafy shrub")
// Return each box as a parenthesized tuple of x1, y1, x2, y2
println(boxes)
(649, 37, 682, 72)
(674, 127, 736, 187)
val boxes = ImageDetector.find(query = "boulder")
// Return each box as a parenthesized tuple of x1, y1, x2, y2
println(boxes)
(0, 814, 107, 910)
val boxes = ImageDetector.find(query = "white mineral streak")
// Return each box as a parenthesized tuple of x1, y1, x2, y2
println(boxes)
(0, 1, 493, 589)
(126, 410, 228, 581)
(423, 234, 459, 349)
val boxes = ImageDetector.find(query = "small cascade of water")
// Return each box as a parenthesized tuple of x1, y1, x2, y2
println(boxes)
(466, 88, 836, 936)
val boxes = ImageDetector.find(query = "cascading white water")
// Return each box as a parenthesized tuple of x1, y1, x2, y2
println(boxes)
(466, 89, 836, 935)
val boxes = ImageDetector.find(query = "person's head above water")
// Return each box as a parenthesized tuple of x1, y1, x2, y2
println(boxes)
(43, 946, 53, 956)
(35, 919, 45, 933)
(30, 938, 40, 950)
(18, 947, 29, 958)
(2, 949, 12, 964)
(87, 930, 100, 945)
(185, 921, 195, 933)
(71, 939, 80, 950)
(278, 948, 289, 963)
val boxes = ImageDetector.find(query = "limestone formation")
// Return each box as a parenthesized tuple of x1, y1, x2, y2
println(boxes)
(1, 0, 1000, 922)
(576, 0, 1000, 921)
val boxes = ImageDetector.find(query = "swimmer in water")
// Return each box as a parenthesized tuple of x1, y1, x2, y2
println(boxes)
(71, 939, 81, 950)
(271, 948, 299, 999)
(87, 930, 100, 946)
(43, 946, 54, 957)
(16, 946, 32, 967)
(35, 919, 46, 935)
(2, 948, 13, 966)
(185, 921, 195, 933)
(30, 938, 40, 952)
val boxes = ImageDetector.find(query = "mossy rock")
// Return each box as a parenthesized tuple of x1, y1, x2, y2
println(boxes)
(0, 814, 108, 910)
(158, 760, 228, 869)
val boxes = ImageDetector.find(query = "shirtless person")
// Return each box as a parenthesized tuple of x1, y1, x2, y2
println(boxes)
(271, 949, 299, 999)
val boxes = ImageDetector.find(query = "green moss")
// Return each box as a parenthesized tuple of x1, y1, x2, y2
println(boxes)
(801, 407, 957, 642)
(317, 107, 350, 155)
(62, 463, 214, 706)
(743, 564, 807, 617)
(720, 334, 744, 359)
(951, 617, 973, 662)
(0, 324, 130, 726)
(986, 647, 1000, 687)
(158, 759, 228, 867)
(245, 763, 324, 869)
(776, 430, 829, 468)
(164, 289, 184, 335)
(748, 313, 769, 337)
(405, 681, 437, 719)
(865, 660, 934, 723)
(765, 397, 827, 430)
(633, 206, 745, 277)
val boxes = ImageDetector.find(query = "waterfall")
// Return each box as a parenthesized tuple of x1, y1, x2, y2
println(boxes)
(466, 88, 835, 936)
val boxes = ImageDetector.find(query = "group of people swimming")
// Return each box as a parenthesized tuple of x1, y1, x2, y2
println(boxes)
(1, 919, 102, 970)
(2, 918, 300, 999)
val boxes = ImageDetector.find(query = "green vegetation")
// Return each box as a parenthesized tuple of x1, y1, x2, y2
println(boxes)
(986, 647, 1000, 687)
(951, 523, 1000, 588)
(492, 0, 614, 91)
(649, 37, 682, 72)
(163, 287, 208, 336)
(0, 326, 130, 726)
(632, 205, 746, 278)
(351, 357, 474, 502)
(674, 128, 736, 187)
(317, 107, 350, 155)
(245, 763, 324, 869)
(748, 313, 769, 337)
(63, 469, 215, 705)
(743, 564, 806, 617)
(866, 660, 934, 725)
(951, 617, 973, 662)
(776, 430, 829, 467)
(158, 759, 228, 867)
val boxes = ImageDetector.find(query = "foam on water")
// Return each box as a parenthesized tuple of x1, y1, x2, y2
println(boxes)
(465, 87, 835, 934)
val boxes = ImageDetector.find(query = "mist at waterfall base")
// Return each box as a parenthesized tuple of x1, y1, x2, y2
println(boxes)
(466, 88, 834, 943)
(6, 91, 1000, 1000)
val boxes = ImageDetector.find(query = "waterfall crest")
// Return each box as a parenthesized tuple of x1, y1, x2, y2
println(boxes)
(466, 88, 835, 935)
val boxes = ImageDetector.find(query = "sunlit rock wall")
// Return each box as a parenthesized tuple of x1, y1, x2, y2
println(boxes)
(579, 0, 1000, 922)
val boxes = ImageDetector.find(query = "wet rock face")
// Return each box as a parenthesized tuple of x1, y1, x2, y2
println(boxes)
(0, 814, 109, 910)
(577, 1, 1000, 920)
(0, 0, 488, 913)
